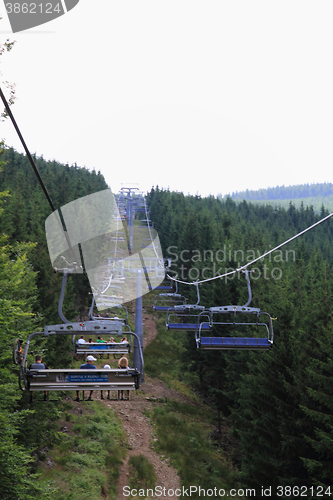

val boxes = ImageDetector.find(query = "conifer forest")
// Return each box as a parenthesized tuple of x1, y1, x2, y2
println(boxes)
(146, 187, 333, 492)
(1, 147, 333, 498)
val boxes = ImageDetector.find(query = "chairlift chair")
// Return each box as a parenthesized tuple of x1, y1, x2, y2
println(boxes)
(153, 280, 187, 311)
(195, 270, 274, 350)
(166, 282, 211, 331)
(153, 293, 187, 311)
(138, 219, 154, 228)
(13, 262, 143, 395)
(15, 324, 142, 394)
(89, 296, 129, 324)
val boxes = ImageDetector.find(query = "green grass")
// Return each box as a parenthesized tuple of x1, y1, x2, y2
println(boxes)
(143, 311, 199, 398)
(148, 400, 241, 500)
(38, 400, 126, 500)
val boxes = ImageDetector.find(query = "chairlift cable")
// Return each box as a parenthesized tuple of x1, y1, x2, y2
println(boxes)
(0, 86, 56, 213)
(167, 210, 333, 286)
(0, 86, 82, 267)
(142, 196, 164, 269)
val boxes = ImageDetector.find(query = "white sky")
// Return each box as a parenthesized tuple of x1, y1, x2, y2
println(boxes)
(1, 1, 333, 198)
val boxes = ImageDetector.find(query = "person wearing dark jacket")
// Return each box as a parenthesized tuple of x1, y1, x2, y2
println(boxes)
(75, 355, 96, 402)
(29, 355, 48, 403)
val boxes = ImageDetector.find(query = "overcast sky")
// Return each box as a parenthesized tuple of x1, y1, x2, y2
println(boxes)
(1, 1, 333, 198)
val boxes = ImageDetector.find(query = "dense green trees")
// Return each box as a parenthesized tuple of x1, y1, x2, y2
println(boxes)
(0, 146, 108, 498)
(0, 148, 108, 325)
(0, 210, 50, 498)
(147, 187, 333, 494)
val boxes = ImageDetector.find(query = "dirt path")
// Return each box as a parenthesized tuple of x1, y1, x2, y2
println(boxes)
(101, 315, 182, 499)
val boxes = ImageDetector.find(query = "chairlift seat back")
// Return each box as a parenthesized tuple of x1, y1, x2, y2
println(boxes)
(209, 305, 261, 315)
(173, 304, 205, 311)
(75, 342, 130, 354)
(44, 320, 123, 336)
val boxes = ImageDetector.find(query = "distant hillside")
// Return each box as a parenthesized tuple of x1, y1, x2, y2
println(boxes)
(221, 182, 333, 213)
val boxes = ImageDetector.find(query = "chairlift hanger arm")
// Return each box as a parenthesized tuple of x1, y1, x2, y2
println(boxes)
(242, 269, 252, 307)
(58, 272, 70, 324)
(194, 281, 200, 306)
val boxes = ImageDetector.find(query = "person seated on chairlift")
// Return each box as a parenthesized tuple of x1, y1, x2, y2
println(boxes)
(29, 355, 48, 403)
(75, 355, 96, 402)
(109, 337, 115, 343)
(88, 337, 93, 343)
(16, 340, 23, 363)
(96, 335, 108, 357)
(76, 335, 86, 344)
(120, 337, 128, 344)
(118, 357, 130, 401)
(100, 364, 112, 400)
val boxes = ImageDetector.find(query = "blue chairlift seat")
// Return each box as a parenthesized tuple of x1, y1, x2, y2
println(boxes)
(155, 283, 174, 291)
(167, 322, 211, 331)
(199, 336, 272, 350)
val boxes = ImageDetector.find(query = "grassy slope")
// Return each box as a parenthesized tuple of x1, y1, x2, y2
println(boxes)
(37, 400, 126, 500)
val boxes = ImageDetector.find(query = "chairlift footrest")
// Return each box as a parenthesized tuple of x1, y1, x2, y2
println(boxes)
(167, 322, 211, 331)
